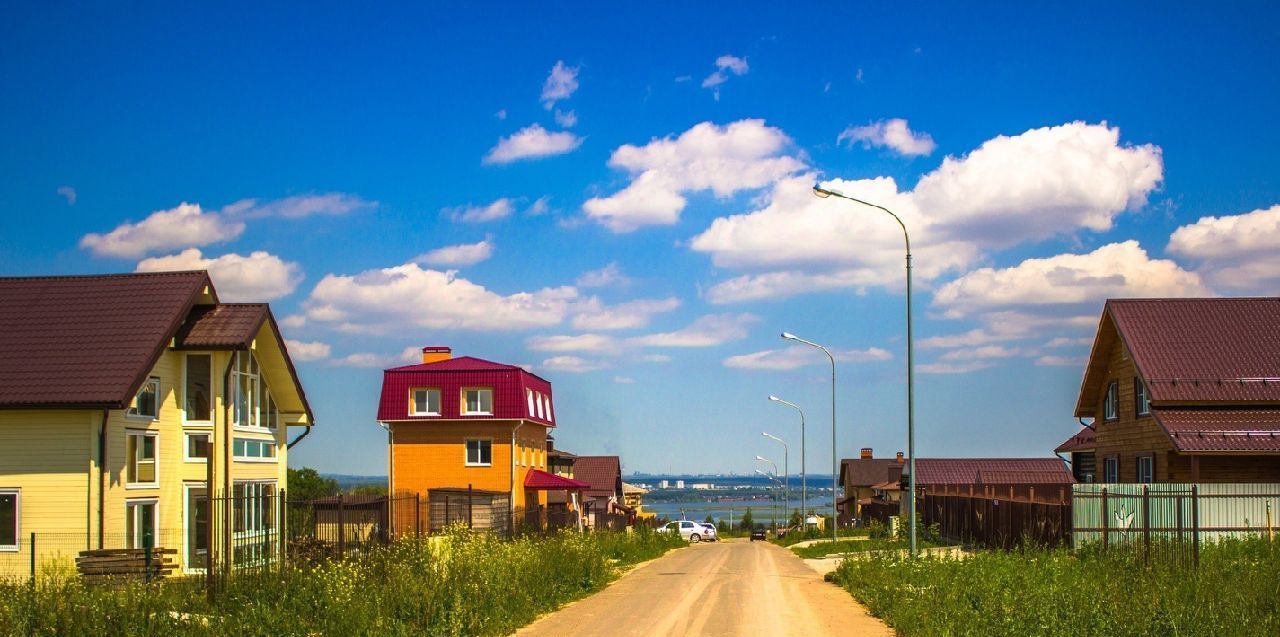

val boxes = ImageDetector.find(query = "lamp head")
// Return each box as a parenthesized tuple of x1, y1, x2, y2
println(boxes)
(780, 332, 796, 340)
(768, 395, 780, 402)
(755, 455, 766, 461)
(812, 184, 834, 198)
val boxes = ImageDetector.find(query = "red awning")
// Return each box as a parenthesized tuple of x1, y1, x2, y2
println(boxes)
(524, 469, 590, 490)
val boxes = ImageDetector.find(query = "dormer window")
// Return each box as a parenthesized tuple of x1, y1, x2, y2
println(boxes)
(1103, 381, 1118, 421)
(535, 392, 545, 419)
(1134, 378, 1150, 416)
(128, 377, 160, 419)
(410, 388, 441, 416)
(463, 388, 493, 415)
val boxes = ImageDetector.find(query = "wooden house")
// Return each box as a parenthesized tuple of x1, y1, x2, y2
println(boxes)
(1068, 298, 1280, 483)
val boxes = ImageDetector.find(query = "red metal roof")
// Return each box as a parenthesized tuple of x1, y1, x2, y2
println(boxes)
(377, 354, 556, 425)
(572, 456, 621, 499)
(0, 271, 210, 408)
(911, 458, 1073, 486)
(1108, 298, 1280, 403)
(1154, 408, 1280, 453)
(523, 469, 590, 490)
(1054, 427, 1096, 453)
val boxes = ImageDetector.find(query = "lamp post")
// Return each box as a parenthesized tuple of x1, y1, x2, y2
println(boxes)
(754, 469, 780, 532)
(781, 332, 838, 543)
(761, 433, 789, 522)
(769, 395, 806, 520)
(813, 183, 917, 557)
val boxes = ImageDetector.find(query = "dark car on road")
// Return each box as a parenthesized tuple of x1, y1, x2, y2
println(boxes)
(749, 526, 767, 542)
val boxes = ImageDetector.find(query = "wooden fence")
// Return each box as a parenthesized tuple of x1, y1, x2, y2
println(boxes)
(920, 492, 1071, 549)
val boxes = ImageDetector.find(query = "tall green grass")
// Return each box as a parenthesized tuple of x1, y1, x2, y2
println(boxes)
(831, 537, 1280, 637)
(0, 527, 683, 637)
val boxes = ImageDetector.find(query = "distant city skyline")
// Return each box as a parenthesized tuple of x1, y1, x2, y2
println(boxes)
(3, 4, 1278, 474)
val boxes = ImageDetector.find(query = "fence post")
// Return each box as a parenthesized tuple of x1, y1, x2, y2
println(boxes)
(279, 489, 287, 570)
(1142, 485, 1150, 565)
(1191, 484, 1199, 567)
(468, 484, 474, 530)
(1176, 495, 1185, 566)
(1101, 488, 1109, 550)
(29, 532, 35, 587)
(144, 529, 153, 585)
(337, 494, 346, 558)
(415, 495, 422, 536)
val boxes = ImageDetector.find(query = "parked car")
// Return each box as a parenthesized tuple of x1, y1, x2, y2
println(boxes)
(698, 523, 718, 541)
(659, 520, 706, 542)
(749, 526, 767, 542)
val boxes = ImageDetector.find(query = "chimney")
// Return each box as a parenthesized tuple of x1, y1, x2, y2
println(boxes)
(860, 447, 873, 460)
(421, 346, 452, 364)
(896, 451, 905, 464)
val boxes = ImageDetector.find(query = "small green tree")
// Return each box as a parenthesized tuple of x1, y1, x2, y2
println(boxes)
(287, 467, 339, 501)
(740, 507, 755, 530)
(789, 509, 802, 528)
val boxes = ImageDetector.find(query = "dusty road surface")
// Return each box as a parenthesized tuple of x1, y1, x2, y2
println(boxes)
(513, 538, 892, 637)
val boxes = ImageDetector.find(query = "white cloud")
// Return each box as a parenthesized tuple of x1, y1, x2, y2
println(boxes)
(285, 340, 331, 362)
(613, 376, 637, 384)
(81, 202, 245, 258)
(723, 345, 891, 370)
(702, 55, 749, 99)
(400, 346, 424, 363)
(540, 355, 607, 373)
(541, 61, 579, 109)
(554, 109, 578, 128)
(571, 297, 681, 331)
(626, 313, 758, 348)
(57, 186, 76, 205)
(1045, 336, 1093, 348)
(937, 345, 1025, 361)
(526, 196, 552, 216)
(919, 329, 1019, 350)
(223, 193, 376, 219)
(918, 361, 992, 375)
(444, 199, 514, 223)
(135, 248, 303, 301)
(526, 333, 618, 353)
(333, 352, 389, 368)
(932, 241, 1210, 320)
(484, 124, 583, 164)
(576, 262, 630, 288)
(638, 353, 672, 363)
(838, 118, 936, 157)
(1036, 355, 1087, 367)
(415, 238, 494, 266)
(1167, 204, 1280, 293)
(281, 315, 307, 329)
(583, 119, 805, 232)
(302, 263, 579, 332)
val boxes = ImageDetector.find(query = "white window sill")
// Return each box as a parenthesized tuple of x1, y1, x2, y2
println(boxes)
(125, 483, 160, 490)
(465, 463, 493, 468)
(233, 426, 278, 434)
(0, 546, 17, 552)
(183, 422, 215, 428)
(234, 457, 278, 463)
(184, 458, 209, 464)
(462, 412, 494, 416)
(409, 412, 441, 417)
(125, 415, 159, 423)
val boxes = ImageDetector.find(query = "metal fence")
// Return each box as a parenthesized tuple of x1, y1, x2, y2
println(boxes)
(920, 492, 1071, 549)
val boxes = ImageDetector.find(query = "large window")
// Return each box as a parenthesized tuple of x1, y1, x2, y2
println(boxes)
(185, 486, 208, 571)
(185, 431, 210, 462)
(231, 352, 278, 430)
(126, 430, 158, 487)
(232, 481, 277, 566)
(185, 354, 212, 422)
(233, 438, 277, 461)
(1134, 378, 1150, 416)
(465, 439, 492, 466)
(1136, 455, 1154, 483)
(126, 499, 157, 549)
(410, 388, 441, 416)
(0, 490, 17, 551)
(1103, 381, 1119, 421)
(1103, 456, 1119, 483)
(128, 377, 160, 419)
(463, 388, 493, 415)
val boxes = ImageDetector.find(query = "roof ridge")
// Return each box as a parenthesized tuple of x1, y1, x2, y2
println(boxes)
(0, 270, 208, 282)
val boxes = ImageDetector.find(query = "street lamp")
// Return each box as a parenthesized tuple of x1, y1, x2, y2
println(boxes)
(754, 468, 781, 532)
(781, 331, 838, 543)
(768, 395, 806, 521)
(761, 433, 789, 521)
(813, 182, 917, 557)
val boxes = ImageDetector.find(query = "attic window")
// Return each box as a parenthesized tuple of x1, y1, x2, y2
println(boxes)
(129, 377, 160, 420)
(1134, 378, 1150, 416)
(463, 388, 493, 415)
(410, 388, 441, 416)
(1103, 381, 1118, 421)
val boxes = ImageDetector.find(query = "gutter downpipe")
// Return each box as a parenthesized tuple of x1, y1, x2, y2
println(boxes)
(510, 421, 523, 534)
(286, 424, 313, 449)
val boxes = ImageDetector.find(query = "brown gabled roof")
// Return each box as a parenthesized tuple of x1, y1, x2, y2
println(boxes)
(1077, 298, 1280, 415)
(573, 456, 622, 499)
(0, 271, 211, 408)
(1054, 427, 1096, 453)
(1155, 408, 1280, 453)
(912, 458, 1073, 486)
(174, 303, 268, 349)
(839, 458, 904, 488)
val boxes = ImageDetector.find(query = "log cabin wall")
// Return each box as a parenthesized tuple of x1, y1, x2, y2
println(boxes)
(1089, 325, 1174, 482)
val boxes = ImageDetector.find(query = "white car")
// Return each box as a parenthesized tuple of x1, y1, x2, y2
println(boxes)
(698, 523, 718, 541)
(659, 520, 707, 542)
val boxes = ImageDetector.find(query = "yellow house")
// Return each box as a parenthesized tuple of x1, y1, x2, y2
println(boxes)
(0, 271, 314, 577)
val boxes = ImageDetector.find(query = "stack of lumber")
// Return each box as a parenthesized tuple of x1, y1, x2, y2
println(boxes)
(76, 547, 177, 583)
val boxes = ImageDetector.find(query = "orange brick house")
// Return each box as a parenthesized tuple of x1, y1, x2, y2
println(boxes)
(377, 347, 585, 532)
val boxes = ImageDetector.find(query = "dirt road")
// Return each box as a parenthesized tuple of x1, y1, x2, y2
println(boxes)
(513, 539, 893, 637)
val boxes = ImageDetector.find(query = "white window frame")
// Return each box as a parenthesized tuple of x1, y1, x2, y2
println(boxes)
(409, 388, 441, 416)
(126, 498, 159, 549)
(535, 392, 545, 419)
(462, 388, 494, 415)
(546, 396, 553, 422)
(1103, 456, 1119, 483)
(183, 353, 214, 425)
(1103, 381, 1119, 421)
(182, 484, 208, 574)
(1135, 378, 1150, 416)
(127, 377, 161, 420)
(126, 429, 159, 489)
(1136, 455, 1154, 483)
(184, 431, 211, 463)
(465, 438, 493, 467)
(233, 437, 278, 463)
(231, 351, 278, 433)
(0, 488, 18, 552)
(231, 480, 278, 567)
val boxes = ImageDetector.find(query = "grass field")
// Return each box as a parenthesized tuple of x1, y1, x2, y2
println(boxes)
(831, 537, 1280, 637)
(0, 527, 684, 637)
(790, 537, 946, 559)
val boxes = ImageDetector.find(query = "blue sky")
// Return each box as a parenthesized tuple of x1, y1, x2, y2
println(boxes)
(3, 3, 1278, 475)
